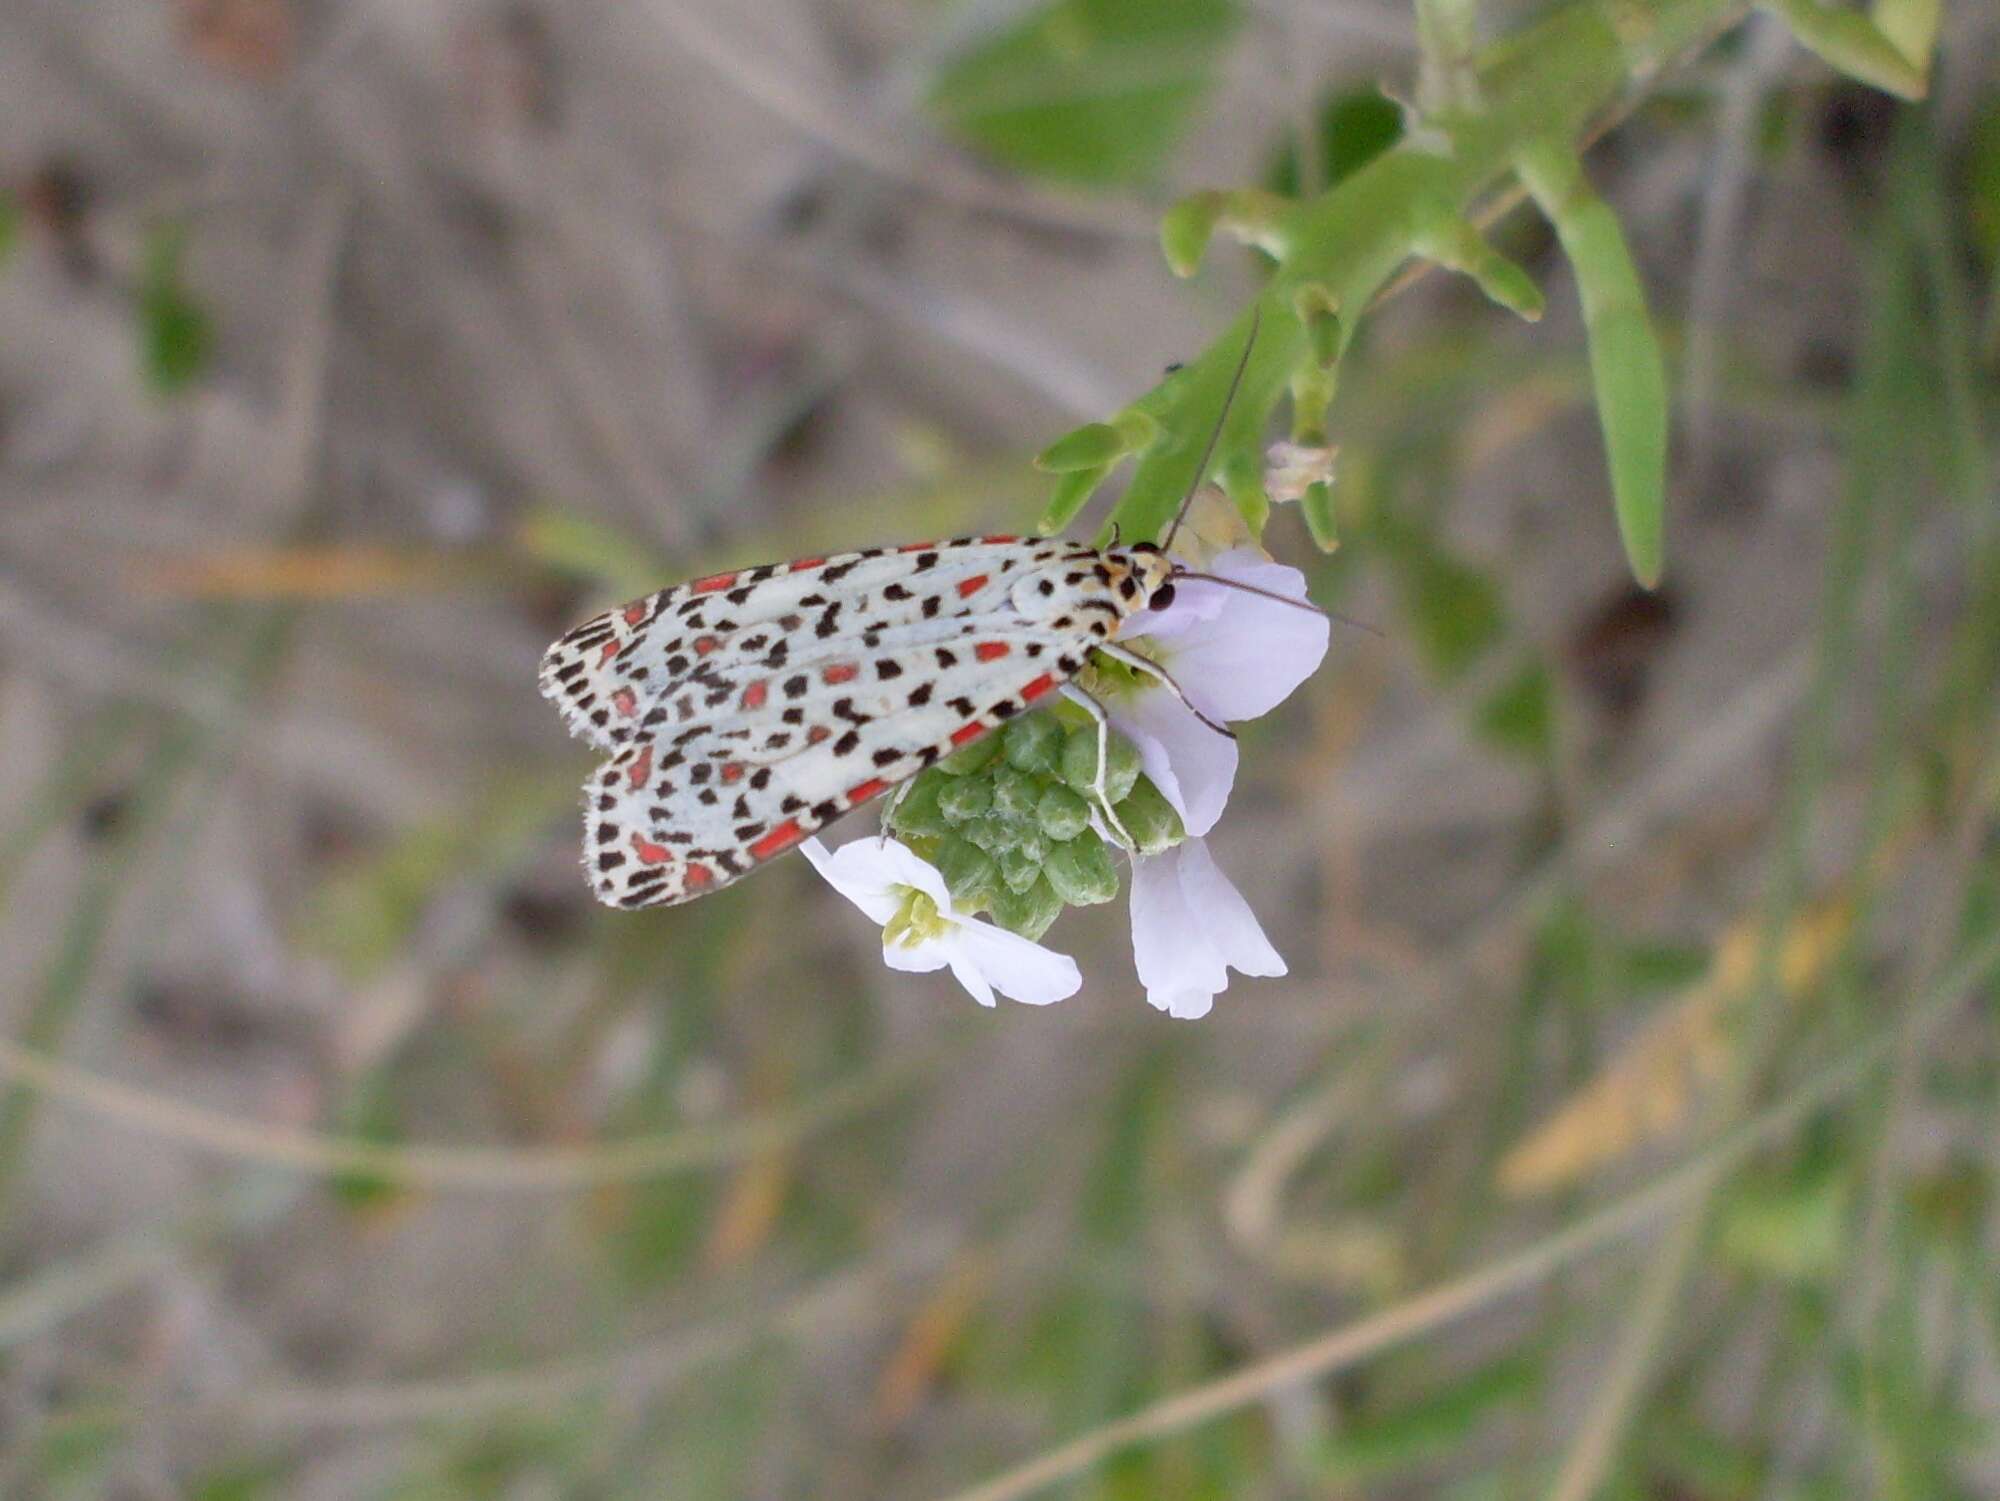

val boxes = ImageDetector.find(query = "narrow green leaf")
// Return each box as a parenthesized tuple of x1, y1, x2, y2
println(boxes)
(1516, 142, 1668, 588)
(0, 189, 19, 267)
(1301, 479, 1339, 551)
(139, 222, 213, 395)
(1037, 422, 1129, 472)
(1039, 462, 1113, 534)
(1759, 0, 1928, 100)
(1263, 87, 1403, 197)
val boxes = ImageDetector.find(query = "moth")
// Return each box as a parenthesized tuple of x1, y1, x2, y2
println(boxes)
(539, 534, 1215, 908)
(539, 315, 1311, 910)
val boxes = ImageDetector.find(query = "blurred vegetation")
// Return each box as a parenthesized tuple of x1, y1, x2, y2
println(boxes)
(0, 0, 1997, 1499)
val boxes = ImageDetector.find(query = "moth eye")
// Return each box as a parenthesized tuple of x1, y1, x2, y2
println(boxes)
(1148, 583, 1177, 611)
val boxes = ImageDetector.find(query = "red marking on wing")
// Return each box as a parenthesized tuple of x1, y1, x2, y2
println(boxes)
(610, 687, 638, 718)
(821, 662, 859, 685)
(631, 832, 672, 866)
(693, 635, 721, 656)
(950, 722, 985, 747)
(720, 761, 745, 784)
(1020, 673, 1056, 703)
(980, 533, 1019, 545)
(692, 572, 738, 594)
(790, 556, 825, 570)
(627, 744, 654, 791)
(807, 725, 831, 744)
(974, 641, 1010, 662)
(956, 574, 989, 598)
(750, 820, 805, 860)
(741, 680, 768, 710)
(845, 777, 887, 803)
(684, 862, 715, 888)
(597, 640, 621, 667)
(898, 541, 934, 553)
(623, 601, 650, 626)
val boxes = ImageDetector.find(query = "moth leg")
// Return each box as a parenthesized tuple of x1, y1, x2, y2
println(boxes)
(1093, 641, 1235, 740)
(1060, 684, 1135, 850)
(877, 777, 914, 845)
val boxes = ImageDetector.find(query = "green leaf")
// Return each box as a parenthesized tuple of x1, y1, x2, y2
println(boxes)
(1320, 1353, 1541, 1484)
(1037, 422, 1130, 472)
(1516, 143, 1668, 588)
(0, 189, 20, 268)
(1716, 1164, 1848, 1282)
(139, 222, 213, 394)
(928, 0, 1241, 187)
(1264, 87, 1404, 197)
(1300, 479, 1339, 551)
(1384, 527, 1507, 680)
(1967, 96, 2000, 266)
(1473, 656, 1555, 761)
(1760, 0, 1929, 100)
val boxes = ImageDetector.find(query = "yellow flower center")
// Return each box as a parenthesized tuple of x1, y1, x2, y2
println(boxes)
(882, 886, 950, 950)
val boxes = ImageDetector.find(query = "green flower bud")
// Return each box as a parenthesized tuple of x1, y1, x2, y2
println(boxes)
(1060, 724, 1142, 804)
(991, 765, 1041, 821)
(938, 732, 1001, 776)
(1002, 713, 1064, 777)
(937, 774, 993, 824)
(1036, 784, 1091, 843)
(1115, 776, 1184, 854)
(960, 815, 1011, 855)
(934, 834, 999, 909)
(989, 875, 1062, 942)
(996, 845, 1044, 895)
(1044, 830, 1119, 906)
(889, 773, 952, 838)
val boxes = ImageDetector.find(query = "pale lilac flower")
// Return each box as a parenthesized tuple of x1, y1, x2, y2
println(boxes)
(1129, 838, 1286, 1019)
(1110, 548, 1329, 836)
(802, 836, 1080, 1008)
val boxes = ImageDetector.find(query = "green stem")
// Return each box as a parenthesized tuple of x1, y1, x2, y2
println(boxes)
(1093, 0, 1743, 547)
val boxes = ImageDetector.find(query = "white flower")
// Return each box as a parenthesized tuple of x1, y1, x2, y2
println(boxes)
(1109, 548, 1329, 837)
(1129, 838, 1285, 1019)
(802, 836, 1080, 1008)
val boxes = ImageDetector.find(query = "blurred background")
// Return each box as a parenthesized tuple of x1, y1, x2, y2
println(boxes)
(2, 1, 1999, 1497)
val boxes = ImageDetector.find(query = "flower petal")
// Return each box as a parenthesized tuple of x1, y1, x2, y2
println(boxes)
(1129, 845, 1231, 1007)
(1108, 686, 1238, 838)
(1151, 550, 1329, 725)
(882, 935, 952, 976)
(944, 949, 998, 1006)
(802, 835, 954, 925)
(1173, 836, 1286, 978)
(947, 921, 1082, 1006)
(1128, 839, 1285, 1020)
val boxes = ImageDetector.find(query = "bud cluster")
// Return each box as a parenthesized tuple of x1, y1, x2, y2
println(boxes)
(885, 705, 1184, 939)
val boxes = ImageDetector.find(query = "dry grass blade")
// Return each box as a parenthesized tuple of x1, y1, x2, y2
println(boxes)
(1497, 895, 1853, 1197)
(131, 545, 496, 599)
(0, 1033, 947, 1191)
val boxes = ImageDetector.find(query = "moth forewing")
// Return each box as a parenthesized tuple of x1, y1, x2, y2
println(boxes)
(540, 536, 1173, 909)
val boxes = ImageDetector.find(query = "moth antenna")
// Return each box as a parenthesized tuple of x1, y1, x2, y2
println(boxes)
(1168, 568, 1383, 638)
(1160, 306, 1261, 556)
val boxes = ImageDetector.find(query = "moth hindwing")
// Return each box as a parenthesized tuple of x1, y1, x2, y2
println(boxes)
(539, 535, 1172, 908)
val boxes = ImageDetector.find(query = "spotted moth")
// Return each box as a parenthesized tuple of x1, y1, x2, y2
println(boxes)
(540, 535, 1191, 909)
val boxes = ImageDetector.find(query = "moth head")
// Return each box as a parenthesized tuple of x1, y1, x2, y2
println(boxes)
(1117, 541, 1177, 611)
